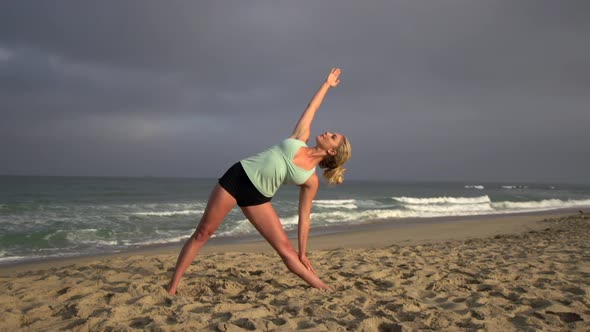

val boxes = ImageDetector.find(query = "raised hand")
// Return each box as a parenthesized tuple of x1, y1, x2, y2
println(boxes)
(325, 67, 341, 88)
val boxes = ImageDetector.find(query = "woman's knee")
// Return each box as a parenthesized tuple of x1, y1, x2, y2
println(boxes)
(191, 224, 215, 242)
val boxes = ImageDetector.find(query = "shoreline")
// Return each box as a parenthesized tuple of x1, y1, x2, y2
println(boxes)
(0, 208, 580, 275)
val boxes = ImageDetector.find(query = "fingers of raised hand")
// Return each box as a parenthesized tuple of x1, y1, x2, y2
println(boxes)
(327, 68, 341, 86)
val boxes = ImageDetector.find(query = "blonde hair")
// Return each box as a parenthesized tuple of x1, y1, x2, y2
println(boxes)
(319, 136, 351, 184)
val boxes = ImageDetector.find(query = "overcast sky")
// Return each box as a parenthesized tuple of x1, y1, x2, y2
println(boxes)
(1, 1, 588, 183)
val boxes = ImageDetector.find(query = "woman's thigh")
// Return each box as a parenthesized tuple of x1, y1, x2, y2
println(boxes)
(196, 184, 237, 235)
(240, 203, 293, 252)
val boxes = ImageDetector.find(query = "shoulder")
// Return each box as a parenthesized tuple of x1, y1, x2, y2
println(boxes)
(287, 134, 309, 145)
(285, 137, 308, 147)
(300, 172, 319, 189)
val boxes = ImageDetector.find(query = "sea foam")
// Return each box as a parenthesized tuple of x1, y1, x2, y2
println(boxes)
(393, 196, 491, 205)
(131, 209, 204, 216)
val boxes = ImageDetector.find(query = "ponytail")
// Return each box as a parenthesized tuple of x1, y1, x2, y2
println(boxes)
(323, 166, 346, 184)
(319, 136, 351, 185)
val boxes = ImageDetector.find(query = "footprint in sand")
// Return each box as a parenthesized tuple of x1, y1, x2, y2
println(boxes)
(562, 286, 586, 296)
(546, 311, 584, 323)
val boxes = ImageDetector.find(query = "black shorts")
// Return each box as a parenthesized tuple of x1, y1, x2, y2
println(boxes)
(218, 162, 272, 207)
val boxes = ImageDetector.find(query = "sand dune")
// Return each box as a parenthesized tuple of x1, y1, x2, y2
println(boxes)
(1, 214, 589, 331)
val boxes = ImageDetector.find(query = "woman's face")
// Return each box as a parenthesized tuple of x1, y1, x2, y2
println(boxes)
(316, 131, 344, 155)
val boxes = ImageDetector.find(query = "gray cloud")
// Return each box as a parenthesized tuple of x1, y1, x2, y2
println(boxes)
(1, 0, 589, 183)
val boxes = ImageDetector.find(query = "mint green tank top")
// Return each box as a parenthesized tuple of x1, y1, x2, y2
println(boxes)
(240, 138, 316, 197)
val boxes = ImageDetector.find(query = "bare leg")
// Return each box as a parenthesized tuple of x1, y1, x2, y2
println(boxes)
(166, 184, 236, 295)
(240, 203, 329, 289)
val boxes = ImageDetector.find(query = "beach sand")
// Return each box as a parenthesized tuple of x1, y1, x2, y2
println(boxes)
(1, 212, 589, 331)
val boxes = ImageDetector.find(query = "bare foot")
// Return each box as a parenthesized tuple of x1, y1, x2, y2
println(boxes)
(165, 283, 177, 295)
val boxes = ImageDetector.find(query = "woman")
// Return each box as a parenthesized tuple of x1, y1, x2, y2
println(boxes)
(166, 67, 351, 295)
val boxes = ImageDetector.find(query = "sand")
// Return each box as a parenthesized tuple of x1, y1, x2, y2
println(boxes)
(1, 212, 589, 331)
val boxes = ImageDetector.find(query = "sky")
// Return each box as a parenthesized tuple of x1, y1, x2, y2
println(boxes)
(1, 1, 589, 183)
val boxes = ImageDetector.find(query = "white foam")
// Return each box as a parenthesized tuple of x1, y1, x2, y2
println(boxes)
(0, 252, 82, 264)
(64, 229, 118, 246)
(314, 199, 356, 205)
(44, 228, 99, 241)
(404, 203, 494, 213)
(492, 198, 590, 211)
(501, 185, 527, 189)
(465, 185, 485, 189)
(318, 207, 495, 221)
(357, 200, 386, 208)
(216, 219, 255, 237)
(283, 197, 590, 225)
(314, 199, 357, 209)
(133, 235, 190, 246)
(393, 196, 491, 205)
(216, 198, 525, 233)
(132, 209, 204, 216)
(0, 255, 28, 263)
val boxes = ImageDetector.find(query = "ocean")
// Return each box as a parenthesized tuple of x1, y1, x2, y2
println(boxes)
(1, 175, 590, 264)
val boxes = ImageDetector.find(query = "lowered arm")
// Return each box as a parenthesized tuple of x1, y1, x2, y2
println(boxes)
(298, 173, 319, 272)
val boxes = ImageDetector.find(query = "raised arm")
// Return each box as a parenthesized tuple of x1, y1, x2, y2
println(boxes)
(297, 173, 319, 272)
(290, 68, 341, 142)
